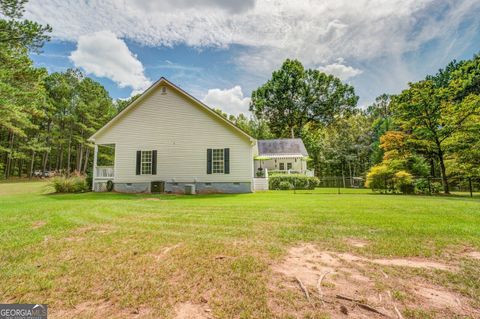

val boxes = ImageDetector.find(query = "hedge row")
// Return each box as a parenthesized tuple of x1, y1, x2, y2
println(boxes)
(269, 174, 319, 190)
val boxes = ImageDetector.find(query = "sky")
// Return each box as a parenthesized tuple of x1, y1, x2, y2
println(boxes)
(26, 0, 480, 115)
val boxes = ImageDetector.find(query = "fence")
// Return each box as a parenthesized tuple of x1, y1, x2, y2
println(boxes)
(315, 175, 480, 197)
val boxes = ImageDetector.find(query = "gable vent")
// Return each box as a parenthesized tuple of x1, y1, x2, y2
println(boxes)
(161, 86, 167, 94)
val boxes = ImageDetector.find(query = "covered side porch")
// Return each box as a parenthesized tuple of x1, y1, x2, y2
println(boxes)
(254, 154, 314, 177)
(92, 143, 115, 191)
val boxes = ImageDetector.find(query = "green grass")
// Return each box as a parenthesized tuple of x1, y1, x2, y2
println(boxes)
(0, 182, 479, 318)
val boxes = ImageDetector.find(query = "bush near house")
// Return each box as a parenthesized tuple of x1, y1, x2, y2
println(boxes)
(269, 174, 319, 190)
(51, 176, 89, 193)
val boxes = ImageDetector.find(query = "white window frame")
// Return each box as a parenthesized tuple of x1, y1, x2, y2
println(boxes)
(212, 149, 224, 174)
(279, 162, 285, 171)
(287, 162, 292, 170)
(141, 150, 152, 175)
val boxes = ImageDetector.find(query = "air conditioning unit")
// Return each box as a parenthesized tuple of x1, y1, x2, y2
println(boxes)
(184, 184, 196, 195)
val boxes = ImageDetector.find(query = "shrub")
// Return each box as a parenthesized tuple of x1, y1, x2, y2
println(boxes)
(365, 164, 394, 192)
(278, 181, 293, 190)
(51, 176, 89, 193)
(430, 182, 442, 194)
(414, 178, 442, 194)
(393, 170, 413, 194)
(269, 174, 319, 190)
(414, 178, 430, 194)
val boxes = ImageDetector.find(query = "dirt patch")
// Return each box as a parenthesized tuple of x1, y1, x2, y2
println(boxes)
(271, 243, 478, 318)
(142, 198, 161, 201)
(32, 220, 46, 229)
(464, 251, 480, 260)
(345, 238, 369, 248)
(174, 302, 213, 319)
(150, 243, 182, 261)
(336, 252, 456, 271)
(63, 225, 113, 242)
(51, 300, 151, 318)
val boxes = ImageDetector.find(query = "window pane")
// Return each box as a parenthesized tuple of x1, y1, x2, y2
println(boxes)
(211, 148, 224, 174)
(141, 151, 152, 174)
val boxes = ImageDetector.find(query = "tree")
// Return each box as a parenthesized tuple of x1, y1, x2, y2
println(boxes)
(367, 94, 393, 164)
(392, 65, 480, 193)
(250, 59, 358, 138)
(0, 0, 51, 51)
(0, 0, 50, 178)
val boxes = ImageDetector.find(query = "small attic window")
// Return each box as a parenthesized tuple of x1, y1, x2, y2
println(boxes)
(161, 86, 167, 94)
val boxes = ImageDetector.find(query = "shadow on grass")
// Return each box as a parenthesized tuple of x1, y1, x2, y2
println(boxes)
(43, 191, 247, 201)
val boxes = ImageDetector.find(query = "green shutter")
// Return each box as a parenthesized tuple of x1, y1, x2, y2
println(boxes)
(136, 151, 141, 175)
(224, 148, 230, 174)
(152, 150, 157, 175)
(207, 149, 212, 174)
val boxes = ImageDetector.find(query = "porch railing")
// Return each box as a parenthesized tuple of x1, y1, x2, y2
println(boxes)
(95, 166, 114, 178)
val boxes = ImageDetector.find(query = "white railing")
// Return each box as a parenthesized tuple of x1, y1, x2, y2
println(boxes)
(253, 168, 269, 191)
(268, 169, 315, 176)
(96, 166, 114, 178)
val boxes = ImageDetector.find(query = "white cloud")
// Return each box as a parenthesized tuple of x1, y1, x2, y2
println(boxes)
(69, 30, 151, 95)
(318, 62, 362, 80)
(24, 0, 480, 103)
(202, 86, 251, 115)
(27, 0, 480, 70)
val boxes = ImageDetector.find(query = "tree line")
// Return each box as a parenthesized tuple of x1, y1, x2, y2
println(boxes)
(243, 58, 479, 193)
(0, 0, 120, 179)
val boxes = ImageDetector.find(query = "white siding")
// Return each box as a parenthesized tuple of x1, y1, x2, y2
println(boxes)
(94, 84, 254, 183)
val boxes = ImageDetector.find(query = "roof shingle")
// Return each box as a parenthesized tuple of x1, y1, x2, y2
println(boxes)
(257, 138, 308, 157)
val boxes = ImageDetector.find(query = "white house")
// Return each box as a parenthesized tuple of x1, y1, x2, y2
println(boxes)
(89, 78, 311, 194)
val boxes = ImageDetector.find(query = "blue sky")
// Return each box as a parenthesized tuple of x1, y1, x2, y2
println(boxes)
(26, 0, 480, 115)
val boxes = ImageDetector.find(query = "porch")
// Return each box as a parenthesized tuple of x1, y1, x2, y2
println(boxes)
(254, 154, 313, 177)
(92, 144, 115, 190)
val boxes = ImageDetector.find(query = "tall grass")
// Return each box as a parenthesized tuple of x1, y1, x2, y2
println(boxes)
(50, 176, 88, 193)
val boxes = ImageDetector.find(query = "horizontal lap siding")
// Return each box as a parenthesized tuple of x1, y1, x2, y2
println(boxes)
(95, 85, 253, 183)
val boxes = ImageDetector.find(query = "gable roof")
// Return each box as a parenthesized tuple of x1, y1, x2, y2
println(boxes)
(257, 138, 309, 157)
(89, 77, 255, 143)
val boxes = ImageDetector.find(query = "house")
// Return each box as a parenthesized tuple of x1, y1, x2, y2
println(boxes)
(89, 77, 311, 194)
(254, 139, 312, 176)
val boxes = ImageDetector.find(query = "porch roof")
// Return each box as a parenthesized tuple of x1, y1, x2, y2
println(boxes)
(257, 138, 309, 157)
(256, 154, 306, 159)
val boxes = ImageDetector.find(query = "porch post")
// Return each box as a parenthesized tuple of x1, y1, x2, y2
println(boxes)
(92, 144, 98, 191)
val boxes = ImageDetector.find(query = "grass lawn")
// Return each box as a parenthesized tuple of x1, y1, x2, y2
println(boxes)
(0, 181, 479, 318)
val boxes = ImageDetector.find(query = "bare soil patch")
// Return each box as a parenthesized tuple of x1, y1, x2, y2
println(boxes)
(336, 252, 456, 271)
(150, 243, 182, 261)
(464, 251, 480, 260)
(142, 197, 161, 201)
(174, 302, 213, 319)
(51, 300, 151, 318)
(32, 220, 46, 229)
(345, 238, 369, 248)
(271, 243, 478, 318)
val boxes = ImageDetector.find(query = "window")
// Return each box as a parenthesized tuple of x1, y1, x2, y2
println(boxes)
(212, 149, 224, 174)
(141, 150, 152, 174)
(279, 163, 285, 170)
(287, 163, 292, 170)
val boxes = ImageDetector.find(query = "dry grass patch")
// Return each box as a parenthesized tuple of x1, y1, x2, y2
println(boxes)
(174, 302, 213, 319)
(271, 243, 479, 318)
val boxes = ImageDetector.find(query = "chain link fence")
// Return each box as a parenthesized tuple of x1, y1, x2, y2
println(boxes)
(311, 176, 480, 197)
